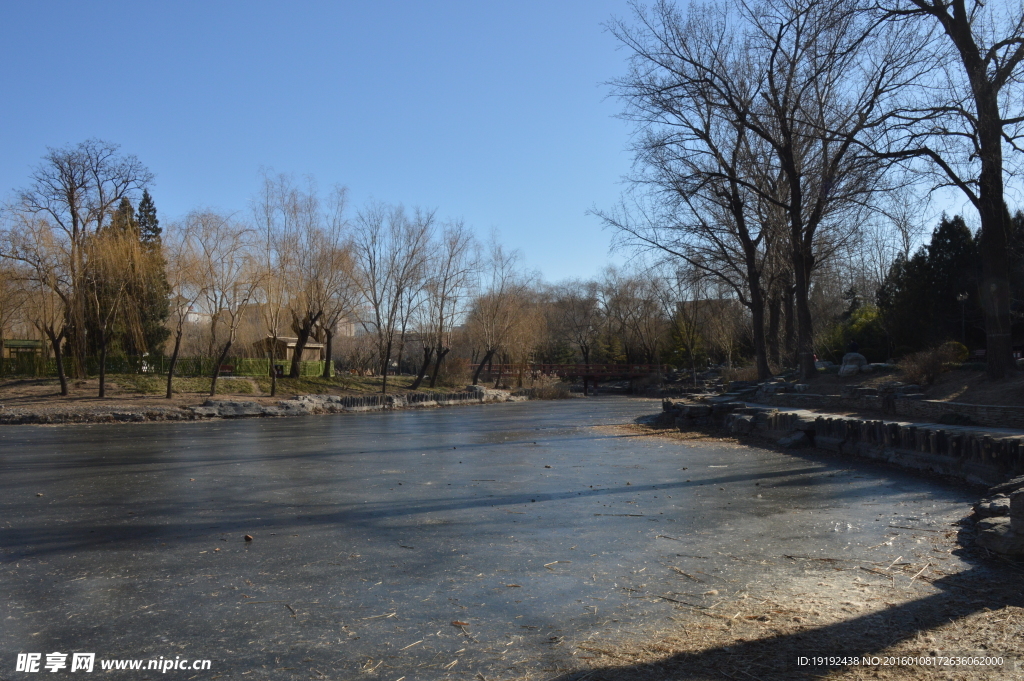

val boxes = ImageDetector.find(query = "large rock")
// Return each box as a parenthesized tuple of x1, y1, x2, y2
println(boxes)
(976, 516, 1024, 555)
(729, 414, 755, 435)
(974, 494, 1011, 518)
(838, 352, 868, 377)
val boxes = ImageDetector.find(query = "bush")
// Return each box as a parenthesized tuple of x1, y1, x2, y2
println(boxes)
(818, 305, 888, 363)
(530, 383, 573, 399)
(938, 341, 969, 363)
(435, 356, 470, 388)
(898, 348, 947, 385)
(721, 366, 760, 382)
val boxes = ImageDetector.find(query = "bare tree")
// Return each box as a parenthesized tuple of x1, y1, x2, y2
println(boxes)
(467, 243, 536, 386)
(352, 203, 434, 393)
(549, 279, 603, 392)
(600, 267, 668, 364)
(607, 0, 927, 379)
(1, 214, 74, 394)
(316, 187, 359, 380)
(875, 0, 1024, 377)
(410, 221, 478, 390)
(14, 140, 152, 377)
(192, 211, 261, 396)
(163, 217, 206, 399)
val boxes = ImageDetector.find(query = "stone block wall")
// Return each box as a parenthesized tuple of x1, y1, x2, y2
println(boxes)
(761, 393, 1024, 430)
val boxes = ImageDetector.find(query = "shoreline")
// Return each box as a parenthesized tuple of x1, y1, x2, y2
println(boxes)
(0, 387, 530, 425)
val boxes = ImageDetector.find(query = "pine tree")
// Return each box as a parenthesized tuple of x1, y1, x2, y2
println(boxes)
(136, 189, 161, 246)
(133, 191, 170, 355)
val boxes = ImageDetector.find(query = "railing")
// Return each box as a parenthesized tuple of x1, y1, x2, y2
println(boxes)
(0, 356, 333, 378)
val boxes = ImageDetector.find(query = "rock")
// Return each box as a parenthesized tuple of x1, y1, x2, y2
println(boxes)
(193, 400, 265, 418)
(988, 475, 1024, 497)
(975, 516, 1024, 555)
(970, 491, 1011, 518)
(778, 431, 810, 449)
(730, 415, 755, 435)
(841, 352, 867, 368)
(974, 494, 1011, 518)
(1011, 490, 1024, 533)
(838, 363, 860, 377)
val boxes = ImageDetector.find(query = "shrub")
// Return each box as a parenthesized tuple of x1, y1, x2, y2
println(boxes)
(721, 366, 760, 382)
(530, 383, 573, 399)
(818, 305, 888, 363)
(898, 348, 946, 385)
(435, 356, 470, 388)
(938, 341, 969, 363)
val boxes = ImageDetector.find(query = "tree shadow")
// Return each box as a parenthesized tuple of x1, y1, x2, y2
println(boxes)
(547, 542, 1024, 681)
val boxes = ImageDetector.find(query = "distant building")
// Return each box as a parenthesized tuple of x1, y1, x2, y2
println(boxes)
(2, 339, 44, 360)
(251, 336, 325, 363)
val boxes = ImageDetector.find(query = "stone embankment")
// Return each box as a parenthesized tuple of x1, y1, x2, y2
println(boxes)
(0, 387, 525, 425)
(661, 399, 1024, 557)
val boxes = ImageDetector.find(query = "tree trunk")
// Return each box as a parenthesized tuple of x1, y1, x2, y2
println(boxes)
(166, 327, 183, 399)
(975, 95, 1014, 378)
(380, 337, 393, 394)
(44, 328, 69, 396)
(767, 290, 781, 370)
(792, 249, 817, 380)
(210, 339, 233, 397)
(289, 313, 322, 378)
(322, 329, 334, 379)
(268, 343, 278, 398)
(409, 346, 433, 390)
(98, 328, 108, 398)
(471, 348, 495, 385)
(783, 280, 796, 366)
(747, 277, 770, 380)
(428, 347, 450, 388)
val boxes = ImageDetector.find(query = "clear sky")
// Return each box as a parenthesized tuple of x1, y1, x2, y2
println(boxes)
(0, 1, 638, 283)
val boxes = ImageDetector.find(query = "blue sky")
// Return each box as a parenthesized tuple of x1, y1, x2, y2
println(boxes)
(0, 1, 638, 282)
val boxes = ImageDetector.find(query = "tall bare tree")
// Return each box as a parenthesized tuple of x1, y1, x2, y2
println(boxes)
(163, 217, 206, 399)
(468, 243, 537, 385)
(413, 221, 478, 389)
(608, 0, 927, 378)
(875, 0, 1024, 377)
(192, 211, 261, 396)
(352, 203, 434, 393)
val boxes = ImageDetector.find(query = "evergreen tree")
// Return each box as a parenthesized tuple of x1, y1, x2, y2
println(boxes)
(926, 215, 979, 345)
(133, 191, 170, 356)
(877, 214, 984, 357)
(136, 189, 161, 246)
(877, 250, 933, 355)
